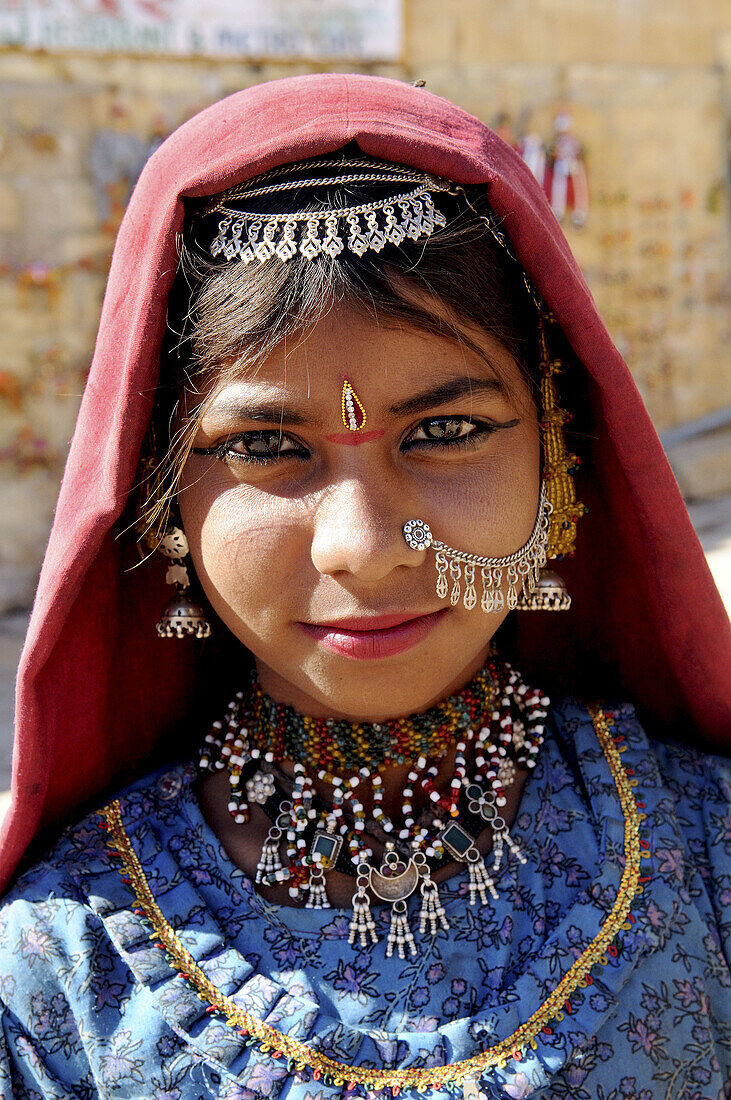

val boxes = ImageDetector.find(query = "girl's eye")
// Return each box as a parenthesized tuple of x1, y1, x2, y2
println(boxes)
(193, 430, 308, 464)
(414, 417, 475, 441)
(403, 416, 485, 449)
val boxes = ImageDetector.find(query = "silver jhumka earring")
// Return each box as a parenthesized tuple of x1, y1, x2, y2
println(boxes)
(156, 527, 211, 639)
(402, 481, 554, 612)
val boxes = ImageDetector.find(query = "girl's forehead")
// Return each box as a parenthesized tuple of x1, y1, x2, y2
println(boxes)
(199, 306, 526, 418)
(198, 299, 528, 409)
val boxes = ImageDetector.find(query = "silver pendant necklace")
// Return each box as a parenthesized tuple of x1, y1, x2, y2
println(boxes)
(200, 662, 549, 958)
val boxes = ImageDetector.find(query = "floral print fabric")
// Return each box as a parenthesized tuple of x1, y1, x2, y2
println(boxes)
(0, 700, 728, 1099)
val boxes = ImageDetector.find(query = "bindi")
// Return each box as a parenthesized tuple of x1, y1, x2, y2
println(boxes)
(341, 378, 367, 431)
(330, 377, 383, 443)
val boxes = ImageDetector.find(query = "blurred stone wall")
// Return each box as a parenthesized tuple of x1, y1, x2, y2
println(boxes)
(1, 0, 730, 610)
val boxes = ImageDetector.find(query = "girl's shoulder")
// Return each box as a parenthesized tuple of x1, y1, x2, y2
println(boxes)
(552, 695, 730, 866)
(553, 695, 730, 778)
(0, 761, 188, 959)
(0, 764, 194, 1094)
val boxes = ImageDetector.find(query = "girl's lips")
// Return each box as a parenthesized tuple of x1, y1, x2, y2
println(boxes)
(298, 608, 449, 660)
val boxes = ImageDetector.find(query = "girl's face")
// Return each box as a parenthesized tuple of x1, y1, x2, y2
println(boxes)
(178, 295, 540, 720)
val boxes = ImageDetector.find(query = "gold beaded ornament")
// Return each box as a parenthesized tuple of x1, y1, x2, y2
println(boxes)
(539, 310, 587, 561)
(341, 378, 367, 431)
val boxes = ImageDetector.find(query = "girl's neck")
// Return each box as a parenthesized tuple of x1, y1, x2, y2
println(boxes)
(197, 657, 547, 908)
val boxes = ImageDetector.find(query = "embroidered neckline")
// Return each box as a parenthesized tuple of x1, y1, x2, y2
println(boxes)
(99, 706, 650, 1095)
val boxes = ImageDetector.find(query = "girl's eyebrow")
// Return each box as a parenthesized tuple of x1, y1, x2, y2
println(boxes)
(202, 399, 310, 426)
(203, 376, 504, 426)
(389, 376, 505, 417)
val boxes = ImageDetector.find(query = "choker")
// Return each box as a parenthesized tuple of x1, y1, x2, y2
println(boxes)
(199, 660, 548, 958)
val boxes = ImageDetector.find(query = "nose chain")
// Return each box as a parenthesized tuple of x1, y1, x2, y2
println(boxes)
(199, 659, 548, 959)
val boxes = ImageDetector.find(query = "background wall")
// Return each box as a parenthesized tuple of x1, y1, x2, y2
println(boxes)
(1, 0, 730, 611)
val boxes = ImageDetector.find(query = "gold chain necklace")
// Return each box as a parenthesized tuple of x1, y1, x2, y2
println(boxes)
(100, 707, 649, 1095)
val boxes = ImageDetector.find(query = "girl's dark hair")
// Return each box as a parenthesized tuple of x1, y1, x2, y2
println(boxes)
(138, 149, 540, 544)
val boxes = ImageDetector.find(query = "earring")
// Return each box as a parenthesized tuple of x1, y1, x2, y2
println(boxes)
(514, 568, 571, 611)
(514, 311, 586, 610)
(403, 482, 551, 612)
(155, 527, 211, 639)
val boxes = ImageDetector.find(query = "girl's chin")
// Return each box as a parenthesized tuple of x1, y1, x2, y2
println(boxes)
(252, 633, 491, 721)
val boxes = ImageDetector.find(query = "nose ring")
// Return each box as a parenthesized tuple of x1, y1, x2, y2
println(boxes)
(402, 482, 553, 612)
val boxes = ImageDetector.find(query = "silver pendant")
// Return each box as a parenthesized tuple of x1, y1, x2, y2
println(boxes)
(386, 899, 416, 958)
(467, 783, 526, 872)
(310, 829, 343, 869)
(255, 825, 282, 884)
(304, 866, 329, 909)
(368, 846, 421, 903)
(418, 872, 449, 935)
(348, 866, 378, 947)
(439, 821, 498, 904)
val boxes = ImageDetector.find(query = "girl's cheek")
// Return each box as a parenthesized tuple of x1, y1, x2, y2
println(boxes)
(199, 499, 309, 587)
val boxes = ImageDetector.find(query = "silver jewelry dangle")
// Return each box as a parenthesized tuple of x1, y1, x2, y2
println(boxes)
(348, 871, 378, 947)
(256, 825, 283, 884)
(402, 482, 551, 613)
(156, 527, 211, 639)
(386, 900, 417, 959)
(515, 567, 571, 611)
(491, 815, 527, 872)
(439, 821, 498, 906)
(303, 826, 343, 909)
(465, 849, 499, 906)
(466, 784, 527, 875)
(363, 844, 422, 957)
(418, 872, 449, 935)
(305, 867, 329, 909)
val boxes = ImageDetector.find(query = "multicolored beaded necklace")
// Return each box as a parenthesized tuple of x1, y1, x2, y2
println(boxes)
(199, 658, 548, 958)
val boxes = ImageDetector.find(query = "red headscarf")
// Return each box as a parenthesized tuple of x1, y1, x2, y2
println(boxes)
(2, 74, 728, 894)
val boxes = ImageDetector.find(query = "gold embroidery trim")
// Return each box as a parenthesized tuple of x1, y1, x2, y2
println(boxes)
(100, 707, 648, 1094)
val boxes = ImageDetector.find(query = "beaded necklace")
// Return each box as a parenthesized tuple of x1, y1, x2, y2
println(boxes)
(200, 659, 548, 958)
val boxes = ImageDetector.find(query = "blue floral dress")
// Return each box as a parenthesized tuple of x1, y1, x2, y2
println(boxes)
(0, 700, 728, 1099)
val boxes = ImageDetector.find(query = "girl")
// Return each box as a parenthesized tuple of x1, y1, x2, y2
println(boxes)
(0, 74, 728, 1099)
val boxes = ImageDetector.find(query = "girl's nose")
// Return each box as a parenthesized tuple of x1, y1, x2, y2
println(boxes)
(310, 476, 425, 585)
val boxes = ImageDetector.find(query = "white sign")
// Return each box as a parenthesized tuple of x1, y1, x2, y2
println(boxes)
(0, 0, 403, 61)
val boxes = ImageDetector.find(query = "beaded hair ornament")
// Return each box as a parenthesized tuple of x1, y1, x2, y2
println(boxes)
(203, 157, 455, 263)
